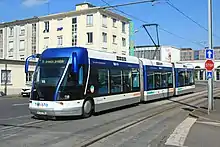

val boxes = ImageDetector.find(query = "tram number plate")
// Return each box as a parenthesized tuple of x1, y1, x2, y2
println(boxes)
(37, 111, 47, 115)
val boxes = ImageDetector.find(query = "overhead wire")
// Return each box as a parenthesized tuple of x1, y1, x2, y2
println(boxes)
(101, 0, 205, 47)
(166, 0, 220, 40)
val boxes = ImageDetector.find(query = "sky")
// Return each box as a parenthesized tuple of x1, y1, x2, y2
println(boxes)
(0, 0, 219, 50)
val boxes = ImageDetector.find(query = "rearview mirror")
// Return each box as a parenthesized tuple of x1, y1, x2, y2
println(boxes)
(25, 54, 41, 73)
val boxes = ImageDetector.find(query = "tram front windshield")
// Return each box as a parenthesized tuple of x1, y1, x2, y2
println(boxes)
(31, 58, 68, 101)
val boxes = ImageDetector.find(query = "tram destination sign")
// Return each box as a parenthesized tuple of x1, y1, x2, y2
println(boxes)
(41, 58, 67, 64)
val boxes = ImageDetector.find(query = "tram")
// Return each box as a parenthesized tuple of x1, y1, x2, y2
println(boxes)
(25, 47, 195, 118)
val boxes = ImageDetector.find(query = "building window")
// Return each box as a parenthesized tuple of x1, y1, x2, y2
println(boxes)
(122, 38, 126, 47)
(1, 70, 11, 84)
(19, 40, 25, 51)
(44, 21, 49, 33)
(26, 71, 34, 83)
(113, 18, 117, 27)
(72, 17, 77, 46)
(44, 37, 49, 49)
(102, 32, 107, 43)
(8, 41, 14, 57)
(20, 54, 25, 60)
(122, 22, 126, 33)
(87, 32, 93, 43)
(20, 25, 25, 36)
(113, 35, 117, 44)
(32, 23, 37, 55)
(9, 27, 14, 37)
(102, 15, 107, 27)
(0, 29, 3, 37)
(122, 51, 126, 55)
(57, 18, 63, 31)
(86, 14, 93, 26)
(57, 36, 63, 46)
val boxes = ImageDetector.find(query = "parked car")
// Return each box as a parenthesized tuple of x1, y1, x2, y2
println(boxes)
(21, 84, 32, 97)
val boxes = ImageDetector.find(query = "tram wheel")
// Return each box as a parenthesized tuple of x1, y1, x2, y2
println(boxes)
(82, 99, 94, 118)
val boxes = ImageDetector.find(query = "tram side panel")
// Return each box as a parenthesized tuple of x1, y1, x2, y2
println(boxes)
(88, 59, 141, 113)
(140, 59, 175, 102)
(173, 63, 195, 96)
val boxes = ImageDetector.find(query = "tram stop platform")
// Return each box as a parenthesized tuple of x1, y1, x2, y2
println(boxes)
(184, 97, 220, 147)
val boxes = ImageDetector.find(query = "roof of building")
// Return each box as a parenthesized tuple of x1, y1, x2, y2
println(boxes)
(0, 3, 130, 28)
(180, 48, 193, 50)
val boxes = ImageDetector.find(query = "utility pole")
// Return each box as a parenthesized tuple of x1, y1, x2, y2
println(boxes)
(208, 0, 214, 112)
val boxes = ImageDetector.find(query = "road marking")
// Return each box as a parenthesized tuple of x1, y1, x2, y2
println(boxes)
(0, 115, 32, 121)
(165, 117, 197, 147)
(12, 103, 29, 106)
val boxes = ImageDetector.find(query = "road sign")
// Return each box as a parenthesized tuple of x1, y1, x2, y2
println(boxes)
(205, 49, 214, 59)
(205, 59, 214, 71)
(207, 71, 213, 79)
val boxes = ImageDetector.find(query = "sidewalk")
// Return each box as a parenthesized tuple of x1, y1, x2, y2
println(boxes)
(184, 98, 220, 147)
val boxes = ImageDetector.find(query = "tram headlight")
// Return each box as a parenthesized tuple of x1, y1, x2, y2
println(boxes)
(58, 92, 70, 100)
(64, 95, 70, 99)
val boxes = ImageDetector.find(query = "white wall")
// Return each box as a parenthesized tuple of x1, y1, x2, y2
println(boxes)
(38, 9, 130, 55)
(0, 62, 36, 95)
(160, 46, 180, 62)
(2, 22, 38, 60)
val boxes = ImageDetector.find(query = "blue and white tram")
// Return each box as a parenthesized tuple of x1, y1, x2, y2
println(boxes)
(25, 47, 195, 118)
(25, 47, 141, 118)
(173, 62, 195, 95)
(139, 58, 174, 101)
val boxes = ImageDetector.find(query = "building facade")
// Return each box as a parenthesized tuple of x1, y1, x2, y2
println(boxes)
(0, 2, 130, 60)
(180, 60, 220, 81)
(0, 17, 39, 60)
(134, 45, 180, 62)
(0, 2, 131, 95)
(180, 48, 194, 61)
(0, 60, 36, 95)
(38, 3, 130, 55)
(180, 46, 220, 61)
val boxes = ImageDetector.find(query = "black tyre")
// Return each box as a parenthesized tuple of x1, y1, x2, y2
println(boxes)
(82, 99, 94, 118)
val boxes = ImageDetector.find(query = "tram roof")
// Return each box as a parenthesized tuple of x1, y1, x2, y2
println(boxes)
(139, 58, 173, 67)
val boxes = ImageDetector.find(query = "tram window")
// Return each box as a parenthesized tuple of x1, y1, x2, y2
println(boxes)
(147, 72, 154, 90)
(189, 71, 195, 85)
(110, 69, 123, 93)
(78, 66, 83, 85)
(167, 72, 173, 88)
(98, 69, 109, 95)
(161, 72, 167, 88)
(131, 69, 140, 91)
(185, 71, 190, 86)
(154, 73, 161, 89)
(178, 71, 185, 87)
(123, 70, 131, 93)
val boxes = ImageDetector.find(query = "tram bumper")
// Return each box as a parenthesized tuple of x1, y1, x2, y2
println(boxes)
(29, 101, 83, 117)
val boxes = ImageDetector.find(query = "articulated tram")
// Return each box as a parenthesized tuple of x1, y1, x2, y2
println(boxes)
(25, 47, 195, 118)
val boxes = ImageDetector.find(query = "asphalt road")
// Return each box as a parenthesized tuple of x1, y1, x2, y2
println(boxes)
(0, 83, 207, 124)
(0, 83, 213, 147)
(0, 98, 29, 119)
